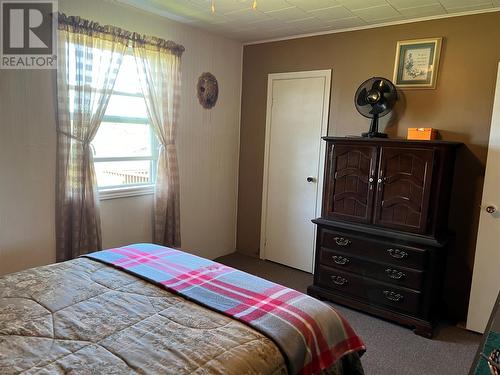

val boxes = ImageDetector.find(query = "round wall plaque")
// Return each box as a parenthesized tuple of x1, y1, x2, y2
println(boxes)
(197, 72, 219, 109)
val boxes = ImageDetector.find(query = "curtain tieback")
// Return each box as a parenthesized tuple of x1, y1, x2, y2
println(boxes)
(57, 130, 85, 143)
(57, 130, 95, 154)
(159, 142, 176, 150)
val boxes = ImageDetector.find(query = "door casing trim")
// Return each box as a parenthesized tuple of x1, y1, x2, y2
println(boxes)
(259, 69, 332, 273)
(466, 61, 500, 333)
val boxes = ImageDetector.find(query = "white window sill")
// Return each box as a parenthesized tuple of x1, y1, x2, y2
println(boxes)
(98, 185, 155, 200)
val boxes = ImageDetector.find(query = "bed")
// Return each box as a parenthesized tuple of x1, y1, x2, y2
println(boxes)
(0, 244, 365, 374)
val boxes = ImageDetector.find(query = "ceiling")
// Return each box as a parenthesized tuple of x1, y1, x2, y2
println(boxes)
(115, 0, 500, 42)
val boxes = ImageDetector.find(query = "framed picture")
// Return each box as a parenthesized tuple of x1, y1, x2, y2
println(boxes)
(393, 37, 442, 89)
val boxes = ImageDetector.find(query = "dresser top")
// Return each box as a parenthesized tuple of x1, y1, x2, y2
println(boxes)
(322, 136, 463, 147)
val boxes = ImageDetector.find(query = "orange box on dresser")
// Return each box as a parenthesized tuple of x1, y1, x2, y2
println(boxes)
(407, 128, 438, 140)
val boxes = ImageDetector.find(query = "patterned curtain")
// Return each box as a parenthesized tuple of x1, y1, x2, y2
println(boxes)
(56, 14, 129, 261)
(132, 38, 184, 247)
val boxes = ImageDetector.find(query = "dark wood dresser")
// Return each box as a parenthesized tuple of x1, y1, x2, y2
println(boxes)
(307, 137, 461, 337)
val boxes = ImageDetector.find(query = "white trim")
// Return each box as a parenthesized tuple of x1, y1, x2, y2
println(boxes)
(233, 43, 244, 253)
(259, 70, 332, 274)
(99, 184, 154, 200)
(244, 7, 500, 46)
(465, 61, 500, 333)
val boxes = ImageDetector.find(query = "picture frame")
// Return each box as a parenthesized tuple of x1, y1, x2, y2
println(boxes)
(393, 37, 442, 89)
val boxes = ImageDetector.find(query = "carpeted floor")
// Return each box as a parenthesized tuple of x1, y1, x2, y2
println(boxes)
(216, 252, 481, 375)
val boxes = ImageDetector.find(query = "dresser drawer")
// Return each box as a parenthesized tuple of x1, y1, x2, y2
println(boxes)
(317, 266, 422, 315)
(320, 228, 427, 270)
(318, 247, 424, 290)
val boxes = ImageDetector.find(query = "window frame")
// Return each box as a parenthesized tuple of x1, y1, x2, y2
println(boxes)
(66, 44, 158, 200)
(93, 88, 159, 199)
(96, 63, 158, 199)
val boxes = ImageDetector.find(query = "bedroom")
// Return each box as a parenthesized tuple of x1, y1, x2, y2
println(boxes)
(0, 0, 499, 374)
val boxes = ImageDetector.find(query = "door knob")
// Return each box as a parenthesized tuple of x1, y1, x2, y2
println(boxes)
(486, 205, 497, 214)
(306, 176, 315, 183)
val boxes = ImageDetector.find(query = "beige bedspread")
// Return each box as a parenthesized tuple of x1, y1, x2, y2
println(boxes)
(0, 258, 361, 374)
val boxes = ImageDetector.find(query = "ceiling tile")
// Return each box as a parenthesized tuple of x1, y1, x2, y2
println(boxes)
(337, 0, 388, 11)
(307, 5, 355, 20)
(398, 3, 445, 17)
(115, 0, 498, 42)
(117, 0, 201, 20)
(208, 0, 252, 14)
(387, 0, 439, 9)
(233, 22, 280, 33)
(353, 4, 401, 21)
(224, 8, 273, 22)
(264, 6, 311, 20)
(238, 24, 303, 40)
(190, 21, 229, 33)
(441, 1, 494, 13)
(285, 16, 318, 23)
(283, 17, 324, 31)
(218, 15, 282, 31)
(445, 3, 495, 12)
(270, 29, 307, 38)
(203, 14, 232, 24)
(183, 9, 226, 23)
(187, 0, 211, 8)
(296, 22, 331, 31)
(439, 0, 493, 8)
(326, 15, 367, 27)
(252, 0, 292, 12)
(285, 0, 341, 11)
(242, 17, 283, 27)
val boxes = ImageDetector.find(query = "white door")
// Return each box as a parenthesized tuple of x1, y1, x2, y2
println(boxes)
(260, 70, 331, 273)
(467, 62, 500, 333)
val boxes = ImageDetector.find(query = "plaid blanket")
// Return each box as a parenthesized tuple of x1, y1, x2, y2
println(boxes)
(84, 244, 365, 375)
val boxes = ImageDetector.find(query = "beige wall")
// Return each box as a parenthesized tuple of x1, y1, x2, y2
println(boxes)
(0, 0, 242, 275)
(0, 70, 57, 275)
(237, 12, 500, 319)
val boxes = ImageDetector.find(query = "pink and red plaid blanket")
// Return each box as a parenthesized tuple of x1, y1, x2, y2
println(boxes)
(85, 243, 365, 375)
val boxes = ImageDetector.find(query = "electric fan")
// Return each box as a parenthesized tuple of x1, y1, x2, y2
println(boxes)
(355, 77, 398, 138)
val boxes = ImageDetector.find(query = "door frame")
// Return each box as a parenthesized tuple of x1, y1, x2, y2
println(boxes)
(466, 61, 500, 332)
(259, 69, 332, 271)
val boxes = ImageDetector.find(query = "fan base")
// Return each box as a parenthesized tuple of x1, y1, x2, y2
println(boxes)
(362, 131, 388, 138)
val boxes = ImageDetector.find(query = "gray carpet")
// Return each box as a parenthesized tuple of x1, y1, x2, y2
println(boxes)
(216, 252, 481, 375)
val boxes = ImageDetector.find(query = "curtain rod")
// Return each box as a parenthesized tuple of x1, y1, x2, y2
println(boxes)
(57, 12, 185, 56)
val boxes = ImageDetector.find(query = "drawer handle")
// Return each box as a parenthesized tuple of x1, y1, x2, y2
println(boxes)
(331, 276, 348, 286)
(387, 248, 408, 259)
(383, 290, 404, 302)
(385, 268, 406, 280)
(332, 255, 350, 265)
(334, 237, 352, 247)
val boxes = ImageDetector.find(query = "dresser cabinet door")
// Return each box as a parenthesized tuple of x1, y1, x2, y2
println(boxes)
(323, 143, 378, 223)
(374, 147, 434, 233)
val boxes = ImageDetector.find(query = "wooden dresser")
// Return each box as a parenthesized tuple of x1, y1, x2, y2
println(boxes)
(307, 137, 461, 337)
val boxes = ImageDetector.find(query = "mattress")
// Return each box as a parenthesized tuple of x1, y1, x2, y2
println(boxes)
(0, 258, 363, 374)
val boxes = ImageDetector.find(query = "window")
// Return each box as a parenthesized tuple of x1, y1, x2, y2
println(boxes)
(68, 45, 158, 198)
(92, 53, 158, 194)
